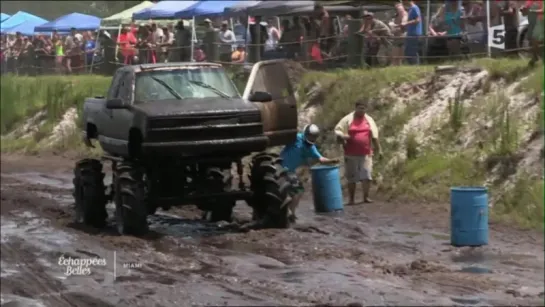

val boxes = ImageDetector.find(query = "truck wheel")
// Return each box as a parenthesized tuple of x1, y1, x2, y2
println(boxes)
(201, 167, 235, 222)
(73, 159, 107, 228)
(249, 153, 292, 228)
(114, 162, 149, 236)
(249, 153, 279, 220)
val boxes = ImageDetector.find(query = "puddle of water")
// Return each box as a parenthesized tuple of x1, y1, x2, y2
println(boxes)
(149, 213, 230, 239)
(460, 266, 493, 274)
(0, 294, 48, 307)
(1, 261, 20, 278)
(4, 172, 73, 190)
(1, 215, 74, 251)
(450, 296, 482, 305)
(34, 191, 73, 206)
(393, 231, 422, 238)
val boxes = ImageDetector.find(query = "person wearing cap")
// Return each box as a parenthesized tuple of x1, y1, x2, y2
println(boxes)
(359, 11, 392, 67)
(280, 124, 339, 221)
(219, 20, 236, 63)
(203, 18, 214, 30)
(335, 100, 382, 205)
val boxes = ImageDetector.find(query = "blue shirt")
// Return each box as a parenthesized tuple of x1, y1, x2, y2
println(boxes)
(407, 4, 423, 36)
(280, 132, 322, 172)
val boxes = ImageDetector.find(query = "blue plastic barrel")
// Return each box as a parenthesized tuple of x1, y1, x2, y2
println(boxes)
(310, 165, 344, 213)
(450, 187, 489, 247)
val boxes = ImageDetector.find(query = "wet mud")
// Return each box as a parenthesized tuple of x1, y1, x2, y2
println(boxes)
(1, 155, 544, 306)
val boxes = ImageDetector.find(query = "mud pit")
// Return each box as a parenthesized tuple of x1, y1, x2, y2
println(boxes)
(1, 155, 543, 307)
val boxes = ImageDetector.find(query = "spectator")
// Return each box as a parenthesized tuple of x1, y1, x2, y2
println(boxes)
(279, 19, 299, 59)
(84, 31, 97, 69)
(342, 15, 352, 37)
(194, 44, 206, 62)
(146, 24, 159, 64)
(34, 35, 48, 74)
(265, 19, 280, 52)
(359, 11, 392, 68)
(249, 16, 268, 60)
(501, 0, 519, 56)
(203, 18, 214, 31)
(401, 0, 423, 65)
(159, 26, 174, 63)
(64, 28, 78, 73)
(52, 32, 64, 73)
(335, 100, 382, 206)
(315, 4, 335, 55)
(174, 21, 192, 62)
(435, 0, 464, 58)
(19, 36, 34, 75)
(231, 44, 246, 63)
(522, 0, 544, 66)
(219, 20, 236, 63)
(390, 3, 408, 65)
(463, 0, 485, 55)
(118, 27, 137, 65)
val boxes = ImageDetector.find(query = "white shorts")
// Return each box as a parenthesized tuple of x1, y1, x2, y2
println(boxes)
(344, 155, 373, 183)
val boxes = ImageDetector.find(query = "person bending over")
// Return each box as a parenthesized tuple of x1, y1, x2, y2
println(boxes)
(281, 124, 338, 222)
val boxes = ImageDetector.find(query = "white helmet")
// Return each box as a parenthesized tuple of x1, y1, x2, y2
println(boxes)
(303, 124, 320, 144)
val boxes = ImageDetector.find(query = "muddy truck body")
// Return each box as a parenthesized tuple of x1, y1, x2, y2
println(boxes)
(74, 61, 298, 236)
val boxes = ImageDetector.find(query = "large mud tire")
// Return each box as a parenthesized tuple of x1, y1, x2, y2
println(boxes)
(249, 153, 292, 228)
(200, 167, 235, 223)
(114, 162, 149, 236)
(73, 159, 107, 228)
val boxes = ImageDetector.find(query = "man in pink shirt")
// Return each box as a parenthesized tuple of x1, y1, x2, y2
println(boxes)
(335, 101, 382, 205)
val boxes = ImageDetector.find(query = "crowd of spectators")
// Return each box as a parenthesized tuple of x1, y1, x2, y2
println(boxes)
(1, 0, 542, 75)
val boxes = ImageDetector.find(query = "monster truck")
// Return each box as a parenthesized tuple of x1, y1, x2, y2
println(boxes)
(73, 60, 298, 236)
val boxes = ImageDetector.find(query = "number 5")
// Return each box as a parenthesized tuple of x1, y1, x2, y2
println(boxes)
(492, 29, 505, 45)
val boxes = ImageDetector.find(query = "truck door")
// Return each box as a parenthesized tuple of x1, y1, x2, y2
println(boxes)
(100, 71, 133, 154)
(242, 59, 298, 147)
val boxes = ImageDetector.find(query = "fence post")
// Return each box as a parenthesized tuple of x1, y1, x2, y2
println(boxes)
(301, 27, 310, 68)
(204, 30, 219, 62)
(347, 19, 361, 67)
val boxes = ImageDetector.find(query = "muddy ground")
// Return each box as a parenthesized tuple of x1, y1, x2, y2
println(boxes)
(1, 154, 543, 307)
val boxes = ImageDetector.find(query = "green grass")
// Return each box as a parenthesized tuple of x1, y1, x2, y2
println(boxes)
(494, 176, 544, 229)
(1, 74, 111, 153)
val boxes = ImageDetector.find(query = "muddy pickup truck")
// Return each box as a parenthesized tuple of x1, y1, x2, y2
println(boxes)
(74, 60, 298, 236)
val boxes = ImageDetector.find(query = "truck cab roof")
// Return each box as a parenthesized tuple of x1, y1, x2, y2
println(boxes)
(119, 62, 224, 74)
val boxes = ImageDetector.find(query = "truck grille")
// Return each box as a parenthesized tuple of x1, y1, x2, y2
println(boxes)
(148, 113, 261, 130)
(146, 115, 263, 143)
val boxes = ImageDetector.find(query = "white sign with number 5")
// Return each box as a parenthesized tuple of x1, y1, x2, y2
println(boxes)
(488, 24, 506, 50)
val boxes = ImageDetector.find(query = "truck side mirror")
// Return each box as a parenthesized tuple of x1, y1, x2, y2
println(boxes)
(248, 91, 272, 103)
(106, 98, 126, 109)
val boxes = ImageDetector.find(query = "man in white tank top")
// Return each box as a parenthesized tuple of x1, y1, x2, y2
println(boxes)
(265, 19, 280, 51)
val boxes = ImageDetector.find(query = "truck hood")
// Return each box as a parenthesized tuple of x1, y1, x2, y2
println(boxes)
(131, 97, 258, 117)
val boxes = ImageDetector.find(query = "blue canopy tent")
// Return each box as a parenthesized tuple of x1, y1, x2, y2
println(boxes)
(1, 11, 44, 32)
(174, 1, 239, 18)
(0, 13, 10, 22)
(34, 12, 101, 32)
(132, 1, 198, 19)
(3, 15, 48, 35)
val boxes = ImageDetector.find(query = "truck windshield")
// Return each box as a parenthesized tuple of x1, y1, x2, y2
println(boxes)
(134, 67, 240, 101)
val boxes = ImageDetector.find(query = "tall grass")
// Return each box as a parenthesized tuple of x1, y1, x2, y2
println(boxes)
(0, 75, 111, 134)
